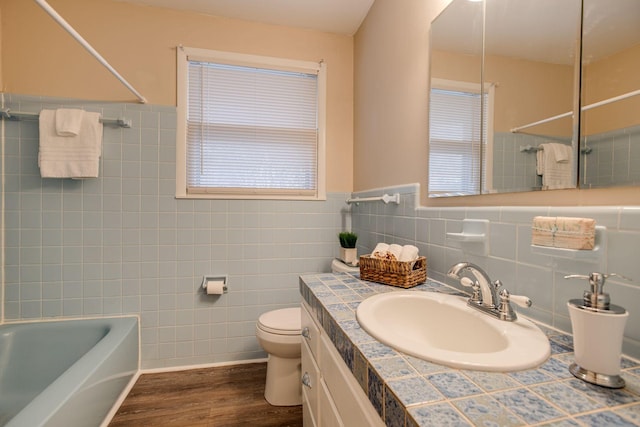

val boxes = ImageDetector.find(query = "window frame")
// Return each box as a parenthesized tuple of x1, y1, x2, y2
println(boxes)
(176, 46, 327, 200)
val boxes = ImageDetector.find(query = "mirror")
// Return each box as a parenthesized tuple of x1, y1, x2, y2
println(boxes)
(429, 0, 584, 197)
(580, 0, 640, 188)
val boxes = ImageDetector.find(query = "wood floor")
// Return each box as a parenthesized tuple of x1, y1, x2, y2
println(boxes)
(109, 363, 303, 427)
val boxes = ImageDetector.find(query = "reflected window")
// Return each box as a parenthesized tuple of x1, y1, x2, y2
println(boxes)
(429, 80, 490, 197)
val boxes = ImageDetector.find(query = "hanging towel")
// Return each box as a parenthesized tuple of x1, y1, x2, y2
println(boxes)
(547, 142, 571, 163)
(55, 108, 84, 136)
(39, 109, 103, 178)
(537, 143, 573, 190)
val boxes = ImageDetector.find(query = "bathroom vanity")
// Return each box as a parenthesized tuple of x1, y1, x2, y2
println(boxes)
(301, 301, 384, 426)
(299, 273, 640, 426)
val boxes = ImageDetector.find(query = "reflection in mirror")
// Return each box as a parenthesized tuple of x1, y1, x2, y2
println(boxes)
(429, 0, 484, 197)
(580, 0, 640, 188)
(485, 0, 580, 193)
(428, 0, 581, 197)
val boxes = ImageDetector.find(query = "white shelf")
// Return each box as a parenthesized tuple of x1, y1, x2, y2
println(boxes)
(446, 219, 489, 256)
(446, 232, 485, 242)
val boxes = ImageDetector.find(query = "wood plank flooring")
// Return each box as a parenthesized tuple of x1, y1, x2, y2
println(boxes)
(109, 362, 302, 427)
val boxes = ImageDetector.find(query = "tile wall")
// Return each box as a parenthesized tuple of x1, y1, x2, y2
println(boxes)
(492, 132, 571, 193)
(1, 94, 348, 369)
(580, 124, 640, 188)
(351, 183, 640, 360)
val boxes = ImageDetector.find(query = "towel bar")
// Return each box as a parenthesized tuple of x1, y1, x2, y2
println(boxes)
(0, 108, 132, 128)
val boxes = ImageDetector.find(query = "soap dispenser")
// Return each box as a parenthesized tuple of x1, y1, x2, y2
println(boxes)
(565, 272, 629, 388)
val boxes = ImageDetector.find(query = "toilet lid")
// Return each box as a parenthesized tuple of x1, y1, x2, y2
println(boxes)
(258, 308, 301, 335)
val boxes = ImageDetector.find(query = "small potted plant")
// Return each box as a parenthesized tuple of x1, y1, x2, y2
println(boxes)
(338, 231, 358, 265)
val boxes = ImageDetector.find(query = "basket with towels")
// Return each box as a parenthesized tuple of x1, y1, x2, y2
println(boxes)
(359, 243, 426, 288)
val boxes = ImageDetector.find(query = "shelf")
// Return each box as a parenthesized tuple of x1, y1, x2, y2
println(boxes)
(446, 219, 489, 256)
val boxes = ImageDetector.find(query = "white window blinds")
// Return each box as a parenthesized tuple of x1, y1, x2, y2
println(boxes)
(185, 58, 320, 196)
(429, 87, 486, 197)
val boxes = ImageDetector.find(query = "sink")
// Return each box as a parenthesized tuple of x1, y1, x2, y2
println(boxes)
(356, 291, 551, 371)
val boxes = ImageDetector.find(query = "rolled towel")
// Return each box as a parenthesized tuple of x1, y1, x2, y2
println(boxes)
(55, 108, 85, 136)
(399, 245, 419, 262)
(388, 244, 403, 261)
(372, 243, 389, 258)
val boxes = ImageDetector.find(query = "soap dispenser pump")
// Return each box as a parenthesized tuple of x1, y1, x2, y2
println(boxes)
(565, 272, 629, 388)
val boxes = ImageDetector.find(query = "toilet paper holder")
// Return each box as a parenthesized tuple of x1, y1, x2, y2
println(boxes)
(202, 275, 228, 294)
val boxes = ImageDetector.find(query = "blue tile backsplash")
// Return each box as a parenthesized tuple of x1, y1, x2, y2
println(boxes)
(350, 184, 640, 360)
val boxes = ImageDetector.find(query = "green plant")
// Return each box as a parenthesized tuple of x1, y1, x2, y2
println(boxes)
(338, 231, 358, 248)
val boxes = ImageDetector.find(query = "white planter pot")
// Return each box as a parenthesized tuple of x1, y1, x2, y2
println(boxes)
(339, 247, 357, 265)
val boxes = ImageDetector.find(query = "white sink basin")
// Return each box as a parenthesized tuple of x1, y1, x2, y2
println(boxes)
(356, 291, 550, 372)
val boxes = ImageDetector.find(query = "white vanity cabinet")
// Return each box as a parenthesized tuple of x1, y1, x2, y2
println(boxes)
(301, 302, 385, 427)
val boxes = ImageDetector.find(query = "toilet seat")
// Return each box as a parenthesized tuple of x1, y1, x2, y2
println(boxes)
(257, 307, 301, 335)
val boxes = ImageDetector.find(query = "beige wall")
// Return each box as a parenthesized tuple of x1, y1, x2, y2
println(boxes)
(582, 43, 640, 135)
(354, 0, 447, 194)
(353, 0, 640, 206)
(431, 50, 574, 135)
(0, 0, 354, 192)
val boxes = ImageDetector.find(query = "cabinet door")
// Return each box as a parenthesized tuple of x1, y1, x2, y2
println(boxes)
(319, 379, 344, 427)
(320, 334, 385, 427)
(301, 302, 321, 361)
(302, 339, 320, 426)
(302, 387, 317, 427)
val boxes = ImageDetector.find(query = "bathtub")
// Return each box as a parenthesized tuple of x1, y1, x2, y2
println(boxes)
(0, 316, 139, 427)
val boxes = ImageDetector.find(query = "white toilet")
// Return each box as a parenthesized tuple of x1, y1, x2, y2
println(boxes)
(255, 260, 358, 406)
(331, 258, 360, 274)
(255, 307, 302, 406)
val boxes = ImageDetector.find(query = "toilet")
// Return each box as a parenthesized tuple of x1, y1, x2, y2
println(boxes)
(331, 258, 360, 274)
(255, 307, 302, 406)
(255, 260, 359, 406)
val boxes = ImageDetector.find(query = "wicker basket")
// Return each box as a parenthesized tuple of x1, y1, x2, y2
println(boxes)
(359, 255, 427, 288)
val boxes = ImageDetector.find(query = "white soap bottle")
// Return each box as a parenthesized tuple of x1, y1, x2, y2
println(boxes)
(565, 272, 629, 388)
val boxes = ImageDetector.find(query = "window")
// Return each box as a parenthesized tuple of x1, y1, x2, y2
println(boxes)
(428, 79, 493, 197)
(176, 47, 326, 200)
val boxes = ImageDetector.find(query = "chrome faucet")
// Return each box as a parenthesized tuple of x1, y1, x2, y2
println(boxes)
(447, 262, 531, 321)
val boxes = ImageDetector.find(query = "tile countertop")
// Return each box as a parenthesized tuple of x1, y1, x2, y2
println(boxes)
(299, 272, 640, 427)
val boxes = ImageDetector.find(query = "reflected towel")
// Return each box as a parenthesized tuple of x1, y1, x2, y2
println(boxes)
(538, 143, 573, 190)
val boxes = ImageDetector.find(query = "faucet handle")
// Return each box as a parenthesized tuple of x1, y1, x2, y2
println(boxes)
(460, 277, 482, 303)
(498, 289, 532, 321)
(509, 294, 532, 308)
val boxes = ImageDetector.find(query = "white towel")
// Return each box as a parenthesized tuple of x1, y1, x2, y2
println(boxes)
(55, 108, 84, 136)
(39, 109, 103, 178)
(388, 244, 403, 260)
(536, 147, 544, 175)
(538, 143, 573, 190)
(548, 143, 571, 163)
(372, 243, 389, 258)
(399, 245, 419, 262)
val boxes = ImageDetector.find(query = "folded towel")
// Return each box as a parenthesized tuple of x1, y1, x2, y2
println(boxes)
(388, 244, 403, 260)
(39, 109, 103, 178)
(399, 245, 419, 262)
(538, 143, 573, 190)
(372, 243, 390, 259)
(55, 108, 84, 136)
(548, 143, 571, 163)
(536, 148, 544, 175)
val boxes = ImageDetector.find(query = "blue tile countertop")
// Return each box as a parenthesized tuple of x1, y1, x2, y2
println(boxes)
(299, 272, 640, 427)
